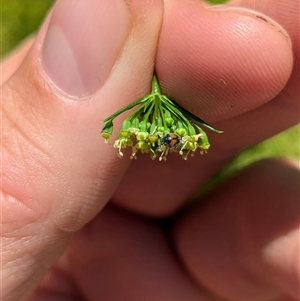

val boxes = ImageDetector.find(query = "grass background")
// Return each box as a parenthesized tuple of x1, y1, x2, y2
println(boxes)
(1, 0, 299, 181)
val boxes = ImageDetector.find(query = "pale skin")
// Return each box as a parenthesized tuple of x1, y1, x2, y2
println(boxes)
(1, 0, 299, 301)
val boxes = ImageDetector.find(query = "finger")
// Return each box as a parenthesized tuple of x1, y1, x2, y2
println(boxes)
(156, 0, 293, 121)
(1, 0, 163, 300)
(216, 0, 300, 144)
(57, 206, 212, 301)
(174, 158, 300, 301)
(0, 35, 34, 85)
(112, 0, 295, 216)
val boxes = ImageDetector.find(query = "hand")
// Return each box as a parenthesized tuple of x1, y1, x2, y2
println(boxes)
(1, 0, 299, 301)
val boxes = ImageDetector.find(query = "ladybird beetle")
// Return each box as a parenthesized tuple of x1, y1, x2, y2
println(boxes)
(161, 133, 181, 148)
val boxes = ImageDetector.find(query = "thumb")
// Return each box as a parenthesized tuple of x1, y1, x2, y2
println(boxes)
(1, 0, 162, 300)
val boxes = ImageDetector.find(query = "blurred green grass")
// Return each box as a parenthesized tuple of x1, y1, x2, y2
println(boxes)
(1, 0, 54, 57)
(1, 0, 299, 176)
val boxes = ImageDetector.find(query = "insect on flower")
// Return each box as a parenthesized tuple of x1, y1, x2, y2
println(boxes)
(161, 133, 181, 148)
(101, 73, 222, 161)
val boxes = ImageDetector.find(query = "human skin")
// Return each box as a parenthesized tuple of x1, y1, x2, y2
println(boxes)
(1, 0, 299, 301)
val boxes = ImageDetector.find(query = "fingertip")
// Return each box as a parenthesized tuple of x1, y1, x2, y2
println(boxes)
(157, 0, 293, 121)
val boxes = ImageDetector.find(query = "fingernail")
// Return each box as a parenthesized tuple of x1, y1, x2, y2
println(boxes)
(42, 0, 132, 97)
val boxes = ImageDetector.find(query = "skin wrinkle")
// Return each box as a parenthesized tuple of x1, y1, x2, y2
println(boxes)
(3, 229, 73, 301)
(3, 240, 40, 298)
(1, 188, 54, 237)
(1, 197, 38, 235)
(3, 208, 66, 264)
(2, 96, 54, 180)
(2, 145, 55, 227)
(53, 193, 101, 233)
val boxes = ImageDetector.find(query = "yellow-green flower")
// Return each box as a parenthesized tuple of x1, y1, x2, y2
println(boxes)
(101, 74, 222, 161)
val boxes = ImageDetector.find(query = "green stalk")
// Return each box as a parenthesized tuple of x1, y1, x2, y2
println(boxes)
(161, 96, 222, 133)
(103, 95, 150, 123)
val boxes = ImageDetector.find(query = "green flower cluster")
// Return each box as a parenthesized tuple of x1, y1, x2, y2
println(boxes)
(101, 75, 222, 161)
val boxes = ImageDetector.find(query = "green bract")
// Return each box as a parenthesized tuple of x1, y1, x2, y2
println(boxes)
(101, 74, 222, 161)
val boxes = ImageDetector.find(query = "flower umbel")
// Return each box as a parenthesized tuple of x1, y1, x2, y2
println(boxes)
(101, 74, 222, 161)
